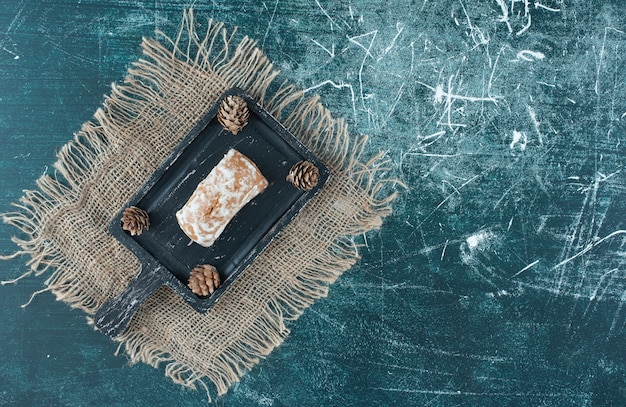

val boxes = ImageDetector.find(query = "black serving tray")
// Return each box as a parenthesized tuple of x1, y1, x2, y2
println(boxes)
(94, 88, 330, 337)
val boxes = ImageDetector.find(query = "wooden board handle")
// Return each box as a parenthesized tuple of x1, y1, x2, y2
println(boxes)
(94, 264, 167, 338)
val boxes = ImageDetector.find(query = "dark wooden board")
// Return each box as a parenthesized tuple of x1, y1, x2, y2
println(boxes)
(94, 88, 329, 337)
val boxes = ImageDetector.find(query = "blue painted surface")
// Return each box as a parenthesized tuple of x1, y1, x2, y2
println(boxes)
(1, 1, 624, 406)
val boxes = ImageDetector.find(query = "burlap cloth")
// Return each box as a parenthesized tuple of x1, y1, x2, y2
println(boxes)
(2, 10, 397, 399)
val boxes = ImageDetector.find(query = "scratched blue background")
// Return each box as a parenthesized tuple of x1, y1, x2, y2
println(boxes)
(1, 1, 625, 406)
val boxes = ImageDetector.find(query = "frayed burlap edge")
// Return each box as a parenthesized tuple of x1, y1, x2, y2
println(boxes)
(2, 9, 399, 401)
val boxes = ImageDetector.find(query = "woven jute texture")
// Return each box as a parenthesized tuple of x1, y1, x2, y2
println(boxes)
(2, 10, 397, 399)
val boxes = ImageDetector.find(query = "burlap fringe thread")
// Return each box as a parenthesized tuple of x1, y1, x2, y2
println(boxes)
(2, 10, 399, 401)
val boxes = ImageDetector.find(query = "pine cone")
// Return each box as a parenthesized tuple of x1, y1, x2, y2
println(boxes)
(217, 95, 250, 135)
(121, 206, 150, 236)
(188, 264, 221, 297)
(286, 161, 320, 190)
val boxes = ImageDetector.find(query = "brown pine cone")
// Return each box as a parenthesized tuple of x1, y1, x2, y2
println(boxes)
(188, 264, 221, 297)
(286, 161, 320, 190)
(121, 206, 150, 236)
(217, 95, 250, 135)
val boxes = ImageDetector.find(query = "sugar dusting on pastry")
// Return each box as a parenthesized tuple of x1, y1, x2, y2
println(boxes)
(176, 149, 268, 247)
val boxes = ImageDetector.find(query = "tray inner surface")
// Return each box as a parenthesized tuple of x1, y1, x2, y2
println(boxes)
(127, 106, 309, 285)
